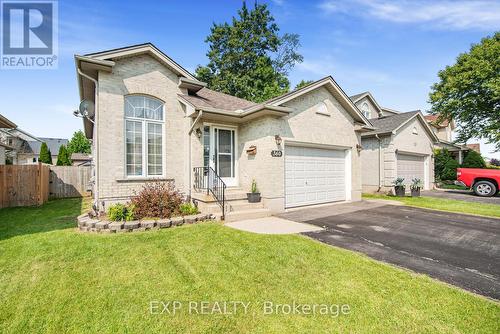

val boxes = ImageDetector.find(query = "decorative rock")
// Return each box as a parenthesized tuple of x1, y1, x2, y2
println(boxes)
(134, 227, 146, 232)
(194, 213, 208, 221)
(86, 219, 98, 228)
(183, 215, 197, 224)
(108, 222, 124, 231)
(77, 213, 90, 222)
(170, 216, 184, 226)
(95, 221, 109, 230)
(140, 220, 156, 229)
(124, 221, 140, 230)
(157, 219, 172, 228)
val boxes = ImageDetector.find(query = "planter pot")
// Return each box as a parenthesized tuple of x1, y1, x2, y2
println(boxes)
(411, 188, 421, 197)
(247, 192, 261, 203)
(394, 186, 406, 197)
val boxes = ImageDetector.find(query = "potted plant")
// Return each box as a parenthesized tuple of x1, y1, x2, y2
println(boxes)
(393, 177, 406, 197)
(410, 178, 423, 197)
(247, 179, 261, 203)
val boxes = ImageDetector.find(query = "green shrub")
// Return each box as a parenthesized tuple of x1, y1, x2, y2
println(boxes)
(434, 148, 453, 181)
(180, 202, 199, 215)
(108, 203, 134, 221)
(39, 142, 52, 164)
(441, 159, 459, 180)
(462, 150, 486, 168)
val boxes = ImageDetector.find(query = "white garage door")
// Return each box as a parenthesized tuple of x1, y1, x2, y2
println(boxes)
(285, 146, 346, 208)
(397, 154, 425, 186)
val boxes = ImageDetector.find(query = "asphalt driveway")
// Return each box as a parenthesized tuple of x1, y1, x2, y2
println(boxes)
(422, 189, 500, 204)
(280, 201, 500, 299)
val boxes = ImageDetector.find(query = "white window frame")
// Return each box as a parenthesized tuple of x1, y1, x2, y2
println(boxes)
(124, 95, 166, 179)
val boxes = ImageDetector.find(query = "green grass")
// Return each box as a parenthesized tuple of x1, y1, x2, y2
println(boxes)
(363, 193, 500, 218)
(1, 199, 498, 333)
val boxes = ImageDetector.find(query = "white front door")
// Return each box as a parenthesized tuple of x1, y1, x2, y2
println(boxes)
(207, 126, 237, 187)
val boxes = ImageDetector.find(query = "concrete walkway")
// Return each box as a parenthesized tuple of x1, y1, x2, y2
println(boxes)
(225, 216, 323, 234)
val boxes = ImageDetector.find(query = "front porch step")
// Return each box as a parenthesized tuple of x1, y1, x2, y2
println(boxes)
(224, 208, 271, 223)
(192, 190, 248, 202)
(198, 199, 264, 213)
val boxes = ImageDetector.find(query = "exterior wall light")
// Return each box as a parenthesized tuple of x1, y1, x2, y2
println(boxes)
(356, 144, 363, 153)
(275, 135, 282, 146)
(195, 128, 202, 138)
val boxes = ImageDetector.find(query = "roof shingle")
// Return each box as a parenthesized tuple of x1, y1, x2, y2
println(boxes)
(362, 111, 420, 136)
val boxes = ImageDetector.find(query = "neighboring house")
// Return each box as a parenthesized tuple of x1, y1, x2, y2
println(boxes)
(75, 43, 373, 216)
(350, 92, 439, 192)
(0, 114, 17, 165)
(20, 137, 68, 164)
(71, 153, 92, 166)
(0, 126, 68, 165)
(424, 115, 476, 163)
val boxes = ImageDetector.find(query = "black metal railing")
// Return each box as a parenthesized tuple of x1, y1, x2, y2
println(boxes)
(193, 167, 226, 219)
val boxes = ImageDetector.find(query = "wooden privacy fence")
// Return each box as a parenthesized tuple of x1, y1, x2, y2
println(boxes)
(0, 163, 50, 209)
(49, 166, 91, 199)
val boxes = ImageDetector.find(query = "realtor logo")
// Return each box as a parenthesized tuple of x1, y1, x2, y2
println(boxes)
(1, 0, 58, 69)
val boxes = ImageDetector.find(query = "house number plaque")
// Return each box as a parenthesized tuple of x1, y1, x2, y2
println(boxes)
(271, 150, 283, 157)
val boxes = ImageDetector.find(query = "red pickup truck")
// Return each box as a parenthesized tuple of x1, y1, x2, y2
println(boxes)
(456, 168, 500, 197)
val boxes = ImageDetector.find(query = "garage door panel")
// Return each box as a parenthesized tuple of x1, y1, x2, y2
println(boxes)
(397, 154, 425, 185)
(285, 146, 346, 208)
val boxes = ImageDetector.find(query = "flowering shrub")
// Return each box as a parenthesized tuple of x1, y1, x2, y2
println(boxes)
(130, 181, 184, 219)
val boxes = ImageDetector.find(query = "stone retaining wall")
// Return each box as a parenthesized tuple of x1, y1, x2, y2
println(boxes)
(76, 213, 214, 233)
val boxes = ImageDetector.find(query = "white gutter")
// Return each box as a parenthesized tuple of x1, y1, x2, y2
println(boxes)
(375, 134, 382, 190)
(77, 68, 100, 211)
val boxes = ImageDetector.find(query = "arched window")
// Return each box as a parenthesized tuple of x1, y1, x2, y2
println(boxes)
(124, 95, 164, 177)
(361, 102, 370, 119)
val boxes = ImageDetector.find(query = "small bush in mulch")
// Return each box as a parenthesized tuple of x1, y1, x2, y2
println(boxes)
(130, 181, 184, 219)
(107, 203, 135, 222)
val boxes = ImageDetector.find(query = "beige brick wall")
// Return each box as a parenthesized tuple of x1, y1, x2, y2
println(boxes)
(394, 118, 435, 189)
(238, 87, 363, 212)
(96, 54, 189, 205)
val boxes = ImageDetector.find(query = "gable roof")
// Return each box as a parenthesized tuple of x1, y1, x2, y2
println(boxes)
(83, 43, 196, 80)
(264, 77, 373, 126)
(380, 107, 400, 115)
(424, 114, 455, 129)
(349, 91, 384, 117)
(363, 110, 438, 142)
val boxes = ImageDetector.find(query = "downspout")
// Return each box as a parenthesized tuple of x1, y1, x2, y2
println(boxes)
(187, 110, 203, 199)
(375, 134, 382, 191)
(77, 68, 99, 211)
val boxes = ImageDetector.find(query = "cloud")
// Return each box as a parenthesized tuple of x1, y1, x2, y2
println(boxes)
(296, 57, 396, 86)
(319, 0, 500, 30)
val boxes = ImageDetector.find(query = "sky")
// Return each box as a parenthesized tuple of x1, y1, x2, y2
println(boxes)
(0, 0, 499, 158)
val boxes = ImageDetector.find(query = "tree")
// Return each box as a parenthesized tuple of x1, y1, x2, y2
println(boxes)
(434, 148, 453, 181)
(38, 142, 53, 164)
(441, 159, 460, 181)
(294, 80, 314, 90)
(429, 32, 500, 151)
(462, 150, 486, 168)
(56, 145, 72, 166)
(195, 1, 303, 103)
(67, 130, 91, 154)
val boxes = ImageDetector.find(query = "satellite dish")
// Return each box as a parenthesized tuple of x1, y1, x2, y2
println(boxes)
(79, 100, 95, 118)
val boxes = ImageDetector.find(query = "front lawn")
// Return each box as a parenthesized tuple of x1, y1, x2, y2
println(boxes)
(363, 193, 500, 218)
(0, 199, 498, 333)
